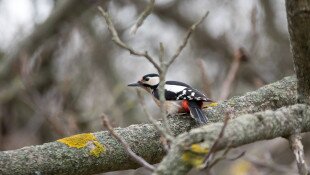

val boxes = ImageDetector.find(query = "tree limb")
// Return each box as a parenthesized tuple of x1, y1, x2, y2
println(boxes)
(0, 76, 297, 175)
(153, 104, 310, 175)
(286, 0, 310, 104)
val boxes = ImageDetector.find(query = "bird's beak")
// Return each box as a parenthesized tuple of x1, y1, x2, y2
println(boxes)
(128, 81, 142, 87)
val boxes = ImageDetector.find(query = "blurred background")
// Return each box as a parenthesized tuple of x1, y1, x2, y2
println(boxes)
(0, 0, 305, 174)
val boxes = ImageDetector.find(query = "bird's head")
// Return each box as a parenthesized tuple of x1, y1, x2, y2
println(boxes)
(128, 73, 160, 91)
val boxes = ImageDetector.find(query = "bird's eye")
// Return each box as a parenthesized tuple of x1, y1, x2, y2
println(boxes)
(144, 77, 149, 81)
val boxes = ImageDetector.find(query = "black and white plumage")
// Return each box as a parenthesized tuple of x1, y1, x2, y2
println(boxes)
(128, 73, 213, 124)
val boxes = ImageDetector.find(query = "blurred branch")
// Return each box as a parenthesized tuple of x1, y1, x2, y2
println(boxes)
(219, 48, 247, 101)
(0, 76, 297, 174)
(153, 104, 310, 175)
(130, 0, 155, 34)
(288, 133, 309, 175)
(245, 153, 297, 174)
(0, 0, 94, 80)
(153, 2, 231, 60)
(196, 59, 212, 97)
(102, 114, 155, 171)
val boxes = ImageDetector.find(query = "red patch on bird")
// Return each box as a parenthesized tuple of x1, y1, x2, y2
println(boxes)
(181, 100, 190, 113)
(180, 100, 203, 113)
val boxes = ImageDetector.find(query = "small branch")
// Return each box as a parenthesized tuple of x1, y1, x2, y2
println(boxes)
(137, 90, 174, 141)
(102, 114, 155, 172)
(130, 0, 155, 34)
(219, 48, 247, 101)
(98, 6, 161, 71)
(201, 114, 230, 169)
(166, 11, 209, 67)
(288, 133, 309, 175)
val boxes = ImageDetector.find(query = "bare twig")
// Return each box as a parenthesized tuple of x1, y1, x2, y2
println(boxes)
(166, 11, 209, 67)
(98, 7, 161, 71)
(130, 0, 155, 34)
(101, 114, 155, 171)
(137, 90, 174, 141)
(289, 133, 309, 175)
(219, 48, 247, 100)
(201, 114, 230, 169)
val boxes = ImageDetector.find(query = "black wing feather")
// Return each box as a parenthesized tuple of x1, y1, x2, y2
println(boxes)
(188, 101, 208, 124)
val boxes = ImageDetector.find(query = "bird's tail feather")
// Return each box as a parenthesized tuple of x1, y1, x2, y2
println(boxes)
(188, 101, 208, 124)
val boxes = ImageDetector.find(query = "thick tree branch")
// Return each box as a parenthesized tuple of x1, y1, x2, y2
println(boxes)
(0, 76, 297, 175)
(286, 0, 310, 104)
(154, 104, 310, 175)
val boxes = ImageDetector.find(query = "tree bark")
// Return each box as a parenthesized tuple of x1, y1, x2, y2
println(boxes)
(0, 76, 297, 175)
(286, 0, 310, 104)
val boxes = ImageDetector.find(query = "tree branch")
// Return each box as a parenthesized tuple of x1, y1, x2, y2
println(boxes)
(153, 104, 310, 175)
(0, 76, 297, 175)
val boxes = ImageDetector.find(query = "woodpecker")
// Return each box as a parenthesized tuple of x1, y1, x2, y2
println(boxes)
(128, 73, 213, 124)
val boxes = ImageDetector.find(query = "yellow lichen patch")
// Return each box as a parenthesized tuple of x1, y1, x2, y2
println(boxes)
(90, 140, 105, 157)
(190, 144, 209, 154)
(182, 144, 209, 168)
(208, 102, 218, 107)
(57, 133, 105, 157)
(182, 152, 205, 168)
(203, 102, 218, 109)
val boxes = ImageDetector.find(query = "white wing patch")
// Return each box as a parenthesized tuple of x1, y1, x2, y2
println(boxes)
(165, 84, 187, 93)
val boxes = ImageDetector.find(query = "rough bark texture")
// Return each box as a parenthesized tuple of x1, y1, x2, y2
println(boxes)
(286, 0, 310, 104)
(154, 104, 310, 175)
(0, 76, 297, 175)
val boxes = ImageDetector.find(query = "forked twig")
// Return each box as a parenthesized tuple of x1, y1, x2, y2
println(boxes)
(102, 114, 155, 171)
(98, 7, 161, 71)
